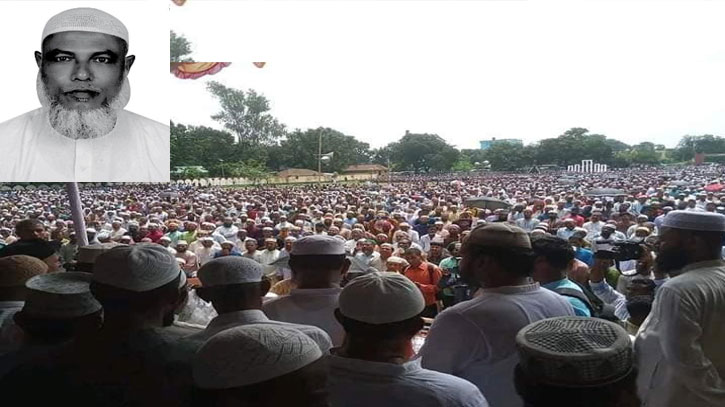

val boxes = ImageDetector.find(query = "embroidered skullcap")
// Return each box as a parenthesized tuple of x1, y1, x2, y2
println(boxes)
(0, 255, 48, 287)
(23, 272, 101, 318)
(291, 235, 345, 256)
(468, 223, 531, 249)
(77, 242, 125, 264)
(339, 272, 425, 324)
(92, 243, 182, 292)
(516, 316, 633, 387)
(193, 324, 322, 389)
(198, 256, 263, 286)
(42, 8, 129, 45)
(661, 210, 725, 232)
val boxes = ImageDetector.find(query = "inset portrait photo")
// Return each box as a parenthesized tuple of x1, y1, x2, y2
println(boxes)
(0, 1, 170, 182)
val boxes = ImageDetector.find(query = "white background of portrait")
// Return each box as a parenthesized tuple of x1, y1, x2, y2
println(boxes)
(0, 0, 169, 125)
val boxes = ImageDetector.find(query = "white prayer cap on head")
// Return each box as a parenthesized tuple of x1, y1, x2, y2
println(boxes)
(42, 8, 129, 45)
(220, 240, 236, 247)
(661, 210, 725, 232)
(23, 272, 101, 318)
(264, 238, 277, 243)
(193, 324, 322, 389)
(339, 272, 425, 324)
(198, 256, 263, 286)
(200, 236, 214, 242)
(92, 244, 182, 292)
(176, 240, 188, 246)
(291, 235, 346, 256)
(159, 236, 171, 242)
(284, 236, 297, 242)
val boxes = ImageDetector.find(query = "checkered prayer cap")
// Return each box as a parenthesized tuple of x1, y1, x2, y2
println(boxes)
(516, 316, 633, 387)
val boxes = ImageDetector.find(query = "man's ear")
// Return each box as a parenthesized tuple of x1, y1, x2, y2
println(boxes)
(259, 277, 271, 296)
(35, 51, 42, 68)
(124, 55, 135, 74)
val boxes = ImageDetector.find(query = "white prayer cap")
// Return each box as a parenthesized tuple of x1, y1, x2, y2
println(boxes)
(200, 236, 214, 242)
(284, 236, 297, 242)
(291, 235, 346, 256)
(339, 272, 425, 324)
(159, 236, 171, 242)
(193, 324, 322, 389)
(661, 210, 725, 232)
(42, 8, 129, 45)
(176, 240, 188, 246)
(198, 257, 263, 286)
(92, 244, 182, 292)
(264, 238, 277, 243)
(23, 272, 101, 318)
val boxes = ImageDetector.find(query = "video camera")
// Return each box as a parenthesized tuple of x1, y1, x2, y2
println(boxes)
(594, 240, 643, 261)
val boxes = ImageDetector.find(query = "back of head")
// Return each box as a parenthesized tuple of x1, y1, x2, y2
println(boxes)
(337, 272, 425, 342)
(90, 243, 183, 315)
(289, 235, 348, 287)
(0, 255, 48, 291)
(515, 316, 638, 407)
(15, 272, 102, 343)
(462, 223, 535, 282)
(193, 324, 327, 407)
(530, 234, 575, 276)
(196, 256, 266, 311)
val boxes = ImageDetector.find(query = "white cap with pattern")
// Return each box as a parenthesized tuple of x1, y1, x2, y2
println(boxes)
(42, 8, 129, 45)
(92, 244, 181, 292)
(193, 324, 322, 389)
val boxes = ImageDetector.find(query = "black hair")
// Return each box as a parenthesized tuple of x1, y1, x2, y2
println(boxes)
(530, 234, 575, 271)
(90, 275, 181, 314)
(192, 357, 329, 407)
(464, 239, 536, 278)
(514, 364, 640, 407)
(403, 248, 423, 257)
(626, 295, 653, 322)
(289, 254, 346, 272)
(15, 219, 44, 234)
(336, 310, 424, 341)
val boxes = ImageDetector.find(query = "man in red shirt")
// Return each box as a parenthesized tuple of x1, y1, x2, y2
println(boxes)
(402, 248, 442, 318)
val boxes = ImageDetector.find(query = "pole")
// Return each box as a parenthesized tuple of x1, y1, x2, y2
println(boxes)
(318, 131, 322, 183)
(66, 183, 88, 246)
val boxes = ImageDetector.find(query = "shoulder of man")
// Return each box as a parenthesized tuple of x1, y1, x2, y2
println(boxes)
(120, 110, 169, 135)
(0, 108, 43, 131)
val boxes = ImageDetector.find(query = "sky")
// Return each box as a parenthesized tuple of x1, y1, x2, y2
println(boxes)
(170, 0, 725, 150)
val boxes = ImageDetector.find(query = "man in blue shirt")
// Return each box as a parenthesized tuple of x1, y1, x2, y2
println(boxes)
(530, 234, 592, 317)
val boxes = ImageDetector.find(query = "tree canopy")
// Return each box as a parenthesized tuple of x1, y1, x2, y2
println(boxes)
(170, 31, 194, 62)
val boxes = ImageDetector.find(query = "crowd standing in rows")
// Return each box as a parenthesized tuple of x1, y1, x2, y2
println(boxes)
(0, 166, 724, 406)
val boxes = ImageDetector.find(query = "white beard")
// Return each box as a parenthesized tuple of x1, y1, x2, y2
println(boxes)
(37, 73, 131, 140)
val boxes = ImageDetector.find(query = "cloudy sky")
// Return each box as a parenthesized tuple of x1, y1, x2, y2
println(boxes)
(170, 0, 725, 149)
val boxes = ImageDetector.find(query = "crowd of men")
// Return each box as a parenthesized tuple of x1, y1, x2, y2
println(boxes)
(0, 165, 724, 406)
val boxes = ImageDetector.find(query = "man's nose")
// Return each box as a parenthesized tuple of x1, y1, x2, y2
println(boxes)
(72, 62, 92, 81)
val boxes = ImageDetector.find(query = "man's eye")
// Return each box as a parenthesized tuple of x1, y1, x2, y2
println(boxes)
(54, 56, 72, 62)
(93, 57, 111, 64)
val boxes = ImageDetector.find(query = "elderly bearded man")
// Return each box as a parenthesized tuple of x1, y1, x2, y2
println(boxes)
(0, 8, 169, 182)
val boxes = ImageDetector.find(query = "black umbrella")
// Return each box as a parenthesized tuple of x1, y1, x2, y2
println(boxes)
(464, 196, 512, 210)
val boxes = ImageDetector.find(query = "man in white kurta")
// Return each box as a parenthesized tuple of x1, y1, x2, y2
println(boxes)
(418, 224, 575, 407)
(635, 210, 725, 407)
(1, 108, 169, 182)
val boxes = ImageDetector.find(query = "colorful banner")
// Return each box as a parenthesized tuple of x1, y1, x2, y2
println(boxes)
(170, 62, 232, 79)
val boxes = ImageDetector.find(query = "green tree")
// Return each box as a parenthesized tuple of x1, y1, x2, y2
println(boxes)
(207, 82, 287, 146)
(535, 128, 614, 166)
(268, 127, 372, 173)
(451, 158, 474, 172)
(170, 31, 194, 62)
(386, 133, 460, 173)
(483, 143, 536, 171)
(170, 122, 238, 170)
(671, 134, 725, 162)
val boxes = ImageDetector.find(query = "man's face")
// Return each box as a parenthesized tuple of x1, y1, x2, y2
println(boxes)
(380, 246, 392, 257)
(404, 252, 422, 267)
(265, 240, 277, 250)
(430, 245, 442, 256)
(655, 227, 692, 274)
(37, 32, 133, 110)
(175, 244, 187, 253)
(362, 242, 374, 255)
(19, 224, 45, 240)
(245, 241, 257, 251)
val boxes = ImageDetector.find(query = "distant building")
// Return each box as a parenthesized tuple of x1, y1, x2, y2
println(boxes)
(479, 137, 523, 150)
(342, 164, 389, 177)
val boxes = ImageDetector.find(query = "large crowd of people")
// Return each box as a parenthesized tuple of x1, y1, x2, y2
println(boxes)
(0, 165, 724, 406)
